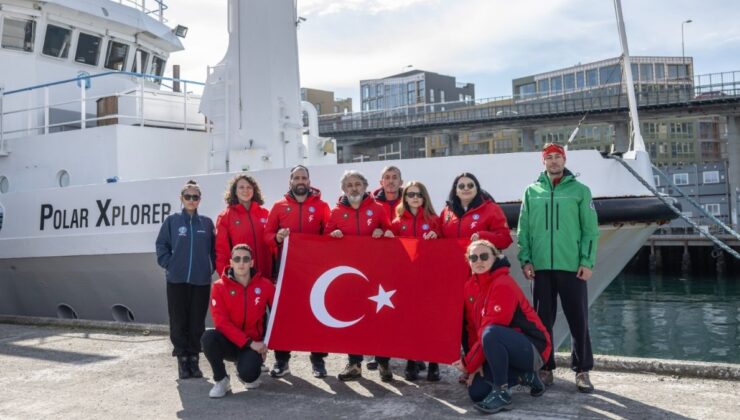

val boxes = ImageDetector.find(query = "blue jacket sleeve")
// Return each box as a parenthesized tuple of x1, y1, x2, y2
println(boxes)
(155, 216, 173, 269)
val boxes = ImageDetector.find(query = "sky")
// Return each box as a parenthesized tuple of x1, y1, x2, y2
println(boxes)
(166, 0, 740, 108)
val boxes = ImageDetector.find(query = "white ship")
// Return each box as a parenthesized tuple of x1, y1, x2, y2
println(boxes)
(0, 0, 673, 343)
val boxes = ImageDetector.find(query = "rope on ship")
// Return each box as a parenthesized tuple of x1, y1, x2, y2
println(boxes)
(609, 155, 740, 261)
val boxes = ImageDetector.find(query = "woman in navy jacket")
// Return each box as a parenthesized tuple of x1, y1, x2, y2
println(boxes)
(156, 180, 216, 379)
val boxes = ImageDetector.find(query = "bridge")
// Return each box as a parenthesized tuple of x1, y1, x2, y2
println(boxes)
(318, 70, 740, 143)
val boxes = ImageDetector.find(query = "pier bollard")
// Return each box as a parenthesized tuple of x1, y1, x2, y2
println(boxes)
(681, 243, 691, 273)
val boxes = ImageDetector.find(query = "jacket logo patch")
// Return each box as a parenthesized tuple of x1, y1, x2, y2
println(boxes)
(255, 297, 261, 305)
(178, 226, 187, 236)
(472, 214, 480, 220)
(366, 218, 373, 226)
(308, 215, 315, 223)
(286, 206, 292, 212)
(255, 287, 261, 295)
(260, 218, 267, 224)
(235, 220, 241, 225)
(401, 225, 407, 230)
(422, 224, 429, 231)
(366, 210, 374, 217)
(493, 304, 502, 313)
(229, 290, 236, 296)
(211, 299, 217, 306)
(470, 221, 478, 229)
(308, 206, 316, 213)
(468, 296, 474, 303)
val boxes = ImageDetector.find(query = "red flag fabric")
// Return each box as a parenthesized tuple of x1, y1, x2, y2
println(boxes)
(265, 233, 469, 363)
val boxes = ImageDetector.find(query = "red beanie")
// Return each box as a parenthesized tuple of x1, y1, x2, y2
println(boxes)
(542, 143, 565, 158)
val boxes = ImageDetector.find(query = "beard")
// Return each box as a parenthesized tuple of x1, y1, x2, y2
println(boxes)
(291, 184, 308, 196)
(348, 193, 363, 204)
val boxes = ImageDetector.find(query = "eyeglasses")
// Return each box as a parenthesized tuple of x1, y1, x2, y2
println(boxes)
(406, 192, 423, 199)
(183, 194, 201, 201)
(468, 253, 491, 263)
(231, 255, 252, 263)
(457, 182, 475, 190)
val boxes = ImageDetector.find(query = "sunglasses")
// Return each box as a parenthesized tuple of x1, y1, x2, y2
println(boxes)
(457, 182, 476, 190)
(406, 192, 423, 199)
(183, 194, 201, 201)
(231, 255, 252, 263)
(468, 253, 491, 263)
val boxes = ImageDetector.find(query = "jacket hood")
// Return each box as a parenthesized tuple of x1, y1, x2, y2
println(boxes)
(446, 190, 495, 218)
(372, 187, 402, 203)
(285, 187, 323, 202)
(537, 168, 576, 188)
(337, 192, 372, 208)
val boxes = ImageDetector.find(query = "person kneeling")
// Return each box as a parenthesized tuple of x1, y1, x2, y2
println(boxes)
(452, 240, 552, 414)
(202, 244, 275, 398)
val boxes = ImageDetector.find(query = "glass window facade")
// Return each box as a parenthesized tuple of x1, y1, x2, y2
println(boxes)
(551, 76, 562, 93)
(586, 69, 598, 87)
(538, 79, 549, 95)
(563, 73, 575, 91)
(655, 64, 665, 80)
(519, 83, 536, 98)
(599, 65, 621, 85)
(576, 71, 585, 88)
(640, 63, 654, 81)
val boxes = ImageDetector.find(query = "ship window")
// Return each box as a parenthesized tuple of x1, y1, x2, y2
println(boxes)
(42, 24, 71, 58)
(151, 55, 166, 82)
(75, 32, 102, 66)
(0, 175, 8, 193)
(2, 17, 36, 52)
(104, 40, 129, 70)
(57, 170, 70, 187)
(131, 48, 149, 73)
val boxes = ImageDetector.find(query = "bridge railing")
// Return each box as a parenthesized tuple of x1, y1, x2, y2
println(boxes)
(320, 71, 740, 134)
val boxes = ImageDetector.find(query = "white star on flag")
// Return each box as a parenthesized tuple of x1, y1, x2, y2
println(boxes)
(368, 284, 396, 313)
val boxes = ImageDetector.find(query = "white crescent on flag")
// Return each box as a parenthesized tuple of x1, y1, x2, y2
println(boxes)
(310, 266, 367, 328)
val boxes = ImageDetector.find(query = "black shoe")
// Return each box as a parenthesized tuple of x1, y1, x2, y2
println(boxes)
(473, 386, 512, 414)
(404, 361, 420, 381)
(417, 361, 427, 371)
(426, 363, 441, 382)
(378, 362, 393, 382)
(188, 355, 203, 378)
(338, 363, 362, 381)
(178, 356, 191, 379)
(312, 361, 327, 378)
(270, 360, 290, 378)
(366, 357, 378, 371)
(520, 371, 545, 396)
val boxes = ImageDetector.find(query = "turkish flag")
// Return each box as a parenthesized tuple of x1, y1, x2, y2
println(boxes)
(265, 234, 469, 363)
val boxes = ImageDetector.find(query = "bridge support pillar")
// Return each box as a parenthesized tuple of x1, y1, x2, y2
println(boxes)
(613, 121, 629, 153)
(521, 128, 536, 151)
(727, 115, 740, 230)
(681, 242, 691, 274)
(648, 242, 662, 273)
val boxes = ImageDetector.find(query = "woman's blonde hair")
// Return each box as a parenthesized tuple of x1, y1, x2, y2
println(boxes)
(395, 180, 437, 221)
(467, 239, 501, 258)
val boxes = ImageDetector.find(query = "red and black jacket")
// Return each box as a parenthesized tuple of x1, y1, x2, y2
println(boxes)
(264, 188, 331, 254)
(215, 202, 272, 279)
(440, 198, 513, 250)
(372, 187, 402, 221)
(390, 209, 441, 238)
(210, 268, 275, 348)
(462, 258, 552, 373)
(325, 194, 391, 236)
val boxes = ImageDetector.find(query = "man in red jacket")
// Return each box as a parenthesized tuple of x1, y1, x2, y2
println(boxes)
(372, 165, 404, 220)
(326, 170, 394, 382)
(264, 165, 331, 378)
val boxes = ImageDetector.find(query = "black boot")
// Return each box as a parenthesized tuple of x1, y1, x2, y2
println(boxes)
(178, 356, 191, 379)
(404, 360, 420, 381)
(188, 355, 203, 378)
(426, 362, 440, 382)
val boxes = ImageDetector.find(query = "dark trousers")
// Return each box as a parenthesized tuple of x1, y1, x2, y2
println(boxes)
(275, 350, 328, 364)
(532, 270, 593, 372)
(468, 325, 542, 402)
(201, 329, 263, 383)
(166, 282, 210, 357)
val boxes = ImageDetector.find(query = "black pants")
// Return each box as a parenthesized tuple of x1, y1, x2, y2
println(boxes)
(166, 282, 210, 357)
(275, 350, 328, 364)
(532, 270, 593, 372)
(201, 329, 263, 383)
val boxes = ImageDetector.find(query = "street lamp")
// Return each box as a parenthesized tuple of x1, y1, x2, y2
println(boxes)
(681, 19, 692, 64)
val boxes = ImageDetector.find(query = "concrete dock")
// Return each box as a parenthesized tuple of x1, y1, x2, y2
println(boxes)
(1, 321, 739, 419)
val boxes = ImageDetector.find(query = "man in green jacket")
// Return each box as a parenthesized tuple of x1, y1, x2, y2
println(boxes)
(517, 143, 600, 393)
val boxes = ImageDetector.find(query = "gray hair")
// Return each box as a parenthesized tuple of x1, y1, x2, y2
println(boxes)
(381, 165, 402, 178)
(340, 170, 368, 188)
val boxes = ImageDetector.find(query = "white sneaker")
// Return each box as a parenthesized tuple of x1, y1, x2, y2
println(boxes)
(208, 375, 231, 398)
(239, 377, 262, 389)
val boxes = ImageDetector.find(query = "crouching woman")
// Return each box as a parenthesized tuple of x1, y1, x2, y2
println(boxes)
(202, 244, 275, 398)
(452, 240, 552, 414)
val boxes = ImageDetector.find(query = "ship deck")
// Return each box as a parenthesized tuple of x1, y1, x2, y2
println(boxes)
(1, 320, 738, 419)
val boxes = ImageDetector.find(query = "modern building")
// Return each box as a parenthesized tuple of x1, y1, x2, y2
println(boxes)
(359, 69, 474, 112)
(300, 87, 352, 115)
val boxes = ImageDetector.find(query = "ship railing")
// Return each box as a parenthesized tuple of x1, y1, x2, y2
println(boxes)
(115, 0, 169, 23)
(0, 71, 206, 141)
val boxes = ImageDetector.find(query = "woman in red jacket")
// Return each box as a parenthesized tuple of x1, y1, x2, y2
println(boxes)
(215, 174, 272, 280)
(201, 243, 275, 398)
(452, 240, 551, 414)
(440, 172, 512, 251)
(390, 181, 441, 381)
